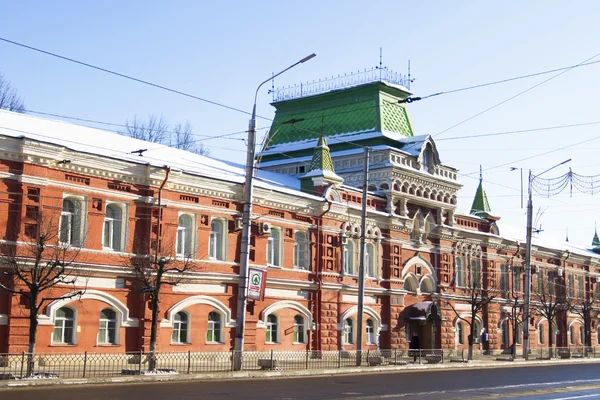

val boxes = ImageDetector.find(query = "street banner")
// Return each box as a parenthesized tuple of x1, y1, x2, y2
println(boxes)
(248, 267, 267, 301)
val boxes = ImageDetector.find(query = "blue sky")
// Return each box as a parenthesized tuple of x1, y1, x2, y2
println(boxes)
(1, 1, 599, 247)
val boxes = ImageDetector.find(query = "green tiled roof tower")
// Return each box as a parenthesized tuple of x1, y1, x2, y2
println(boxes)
(259, 81, 414, 163)
(593, 226, 600, 248)
(300, 136, 343, 194)
(470, 166, 492, 218)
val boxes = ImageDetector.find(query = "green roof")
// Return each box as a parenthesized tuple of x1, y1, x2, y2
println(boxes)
(470, 167, 491, 218)
(308, 136, 335, 173)
(593, 228, 600, 247)
(262, 81, 413, 154)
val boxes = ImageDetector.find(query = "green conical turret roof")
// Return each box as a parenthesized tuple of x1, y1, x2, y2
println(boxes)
(470, 166, 491, 218)
(593, 226, 600, 248)
(308, 136, 335, 173)
(300, 136, 343, 193)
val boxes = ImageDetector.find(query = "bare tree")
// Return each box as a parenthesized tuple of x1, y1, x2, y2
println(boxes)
(531, 269, 567, 353)
(121, 115, 209, 156)
(171, 122, 209, 156)
(447, 258, 495, 360)
(126, 250, 195, 371)
(567, 278, 598, 350)
(0, 213, 85, 375)
(0, 72, 25, 113)
(123, 114, 169, 143)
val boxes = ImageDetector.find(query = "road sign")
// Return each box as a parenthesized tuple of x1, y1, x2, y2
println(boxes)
(248, 268, 266, 301)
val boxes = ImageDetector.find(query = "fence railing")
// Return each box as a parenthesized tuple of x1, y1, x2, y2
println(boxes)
(0, 349, 465, 380)
(1, 346, 596, 380)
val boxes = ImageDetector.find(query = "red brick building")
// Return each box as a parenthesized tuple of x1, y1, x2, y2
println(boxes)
(0, 77, 599, 356)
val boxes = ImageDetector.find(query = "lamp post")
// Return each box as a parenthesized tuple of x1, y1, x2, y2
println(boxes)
(233, 53, 316, 371)
(522, 158, 570, 360)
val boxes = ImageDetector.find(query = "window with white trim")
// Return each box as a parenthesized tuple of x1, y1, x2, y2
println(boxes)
(456, 321, 464, 345)
(455, 257, 465, 287)
(53, 307, 75, 344)
(293, 314, 305, 344)
(513, 266, 522, 292)
(294, 231, 309, 270)
(501, 320, 509, 346)
(500, 263, 509, 292)
(366, 319, 375, 345)
(209, 219, 226, 261)
(206, 311, 222, 343)
(266, 314, 278, 343)
(579, 325, 584, 345)
(98, 308, 117, 345)
(516, 322, 522, 344)
(343, 318, 354, 345)
(365, 243, 375, 278)
(103, 204, 124, 251)
(568, 275, 575, 298)
(570, 325, 575, 345)
(538, 323, 545, 344)
(470, 258, 481, 287)
(172, 311, 189, 344)
(343, 239, 355, 275)
(60, 198, 83, 247)
(577, 275, 585, 299)
(266, 228, 282, 267)
(176, 214, 194, 258)
(473, 321, 481, 343)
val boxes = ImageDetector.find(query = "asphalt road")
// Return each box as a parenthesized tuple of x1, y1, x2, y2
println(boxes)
(3, 364, 600, 399)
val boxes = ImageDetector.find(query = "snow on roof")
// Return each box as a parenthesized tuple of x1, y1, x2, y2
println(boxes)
(0, 109, 322, 200)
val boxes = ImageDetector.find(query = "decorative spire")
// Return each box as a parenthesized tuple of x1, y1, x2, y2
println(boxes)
(300, 136, 343, 194)
(566, 227, 569, 242)
(470, 165, 492, 218)
(593, 222, 600, 248)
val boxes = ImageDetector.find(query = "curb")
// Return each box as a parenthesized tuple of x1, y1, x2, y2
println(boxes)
(1, 358, 599, 389)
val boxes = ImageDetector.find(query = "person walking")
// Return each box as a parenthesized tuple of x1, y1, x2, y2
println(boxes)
(409, 333, 420, 362)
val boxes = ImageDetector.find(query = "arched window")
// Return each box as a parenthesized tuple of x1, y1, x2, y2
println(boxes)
(411, 213, 423, 241)
(365, 243, 375, 278)
(501, 320, 509, 346)
(422, 144, 434, 174)
(294, 231, 309, 270)
(579, 325, 584, 345)
(60, 198, 82, 246)
(207, 311, 222, 343)
(343, 318, 353, 345)
(420, 277, 434, 293)
(570, 325, 575, 345)
(209, 219, 225, 261)
(293, 315, 305, 344)
(98, 308, 117, 345)
(267, 228, 282, 267)
(538, 323, 545, 344)
(172, 311, 189, 344)
(343, 239, 355, 275)
(404, 276, 417, 292)
(456, 321, 464, 345)
(177, 214, 194, 258)
(103, 204, 123, 251)
(53, 307, 75, 344)
(366, 319, 375, 345)
(266, 314, 278, 343)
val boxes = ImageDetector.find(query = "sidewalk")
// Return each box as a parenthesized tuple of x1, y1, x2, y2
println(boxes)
(1, 356, 599, 389)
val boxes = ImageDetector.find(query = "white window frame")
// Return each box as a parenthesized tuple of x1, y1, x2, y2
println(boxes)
(52, 306, 76, 345)
(266, 314, 278, 343)
(293, 231, 309, 270)
(456, 321, 464, 345)
(176, 213, 195, 258)
(293, 314, 305, 344)
(171, 311, 190, 344)
(365, 243, 375, 278)
(206, 311, 222, 343)
(60, 196, 86, 247)
(343, 318, 354, 345)
(343, 239, 356, 276)
(501, 320, 509, 346)
(98, 308, 118, 345)
(209, 219, 226, 261)
(456, 257, 465, 287)
(569, 325, 576, 345)
(366, 319, 375, 345)
(103, 203, 126, 252)
(500, 263, 509, 292)
(266, 228, 283, 267)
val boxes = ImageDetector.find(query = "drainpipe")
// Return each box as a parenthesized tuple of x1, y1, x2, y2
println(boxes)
(155, 166, 171, 262)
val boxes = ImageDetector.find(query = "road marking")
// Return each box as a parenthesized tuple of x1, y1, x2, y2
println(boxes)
(552, 395, 600, 400)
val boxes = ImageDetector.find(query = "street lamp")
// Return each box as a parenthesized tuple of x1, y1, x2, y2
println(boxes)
(522, 158, 570, 360)
(233, 53, 316, 371)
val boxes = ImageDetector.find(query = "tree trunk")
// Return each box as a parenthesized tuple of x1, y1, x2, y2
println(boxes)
(467, 325, 473, 361)
(27, 292, 38, 377)
(548, 320, 554, 358)
(148, 293, 160, 371)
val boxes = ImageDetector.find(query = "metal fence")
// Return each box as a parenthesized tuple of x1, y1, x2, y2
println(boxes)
(1, 346, 596, 380)
(0, 349, 465, 380)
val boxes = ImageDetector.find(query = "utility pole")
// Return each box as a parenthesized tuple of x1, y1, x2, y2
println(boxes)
(522, 159, 570, 360)
(356, 147, 370, 366)
(233, 54, 316, 371)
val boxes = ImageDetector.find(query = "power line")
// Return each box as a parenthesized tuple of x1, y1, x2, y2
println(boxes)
(0, 36, 271, 121)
